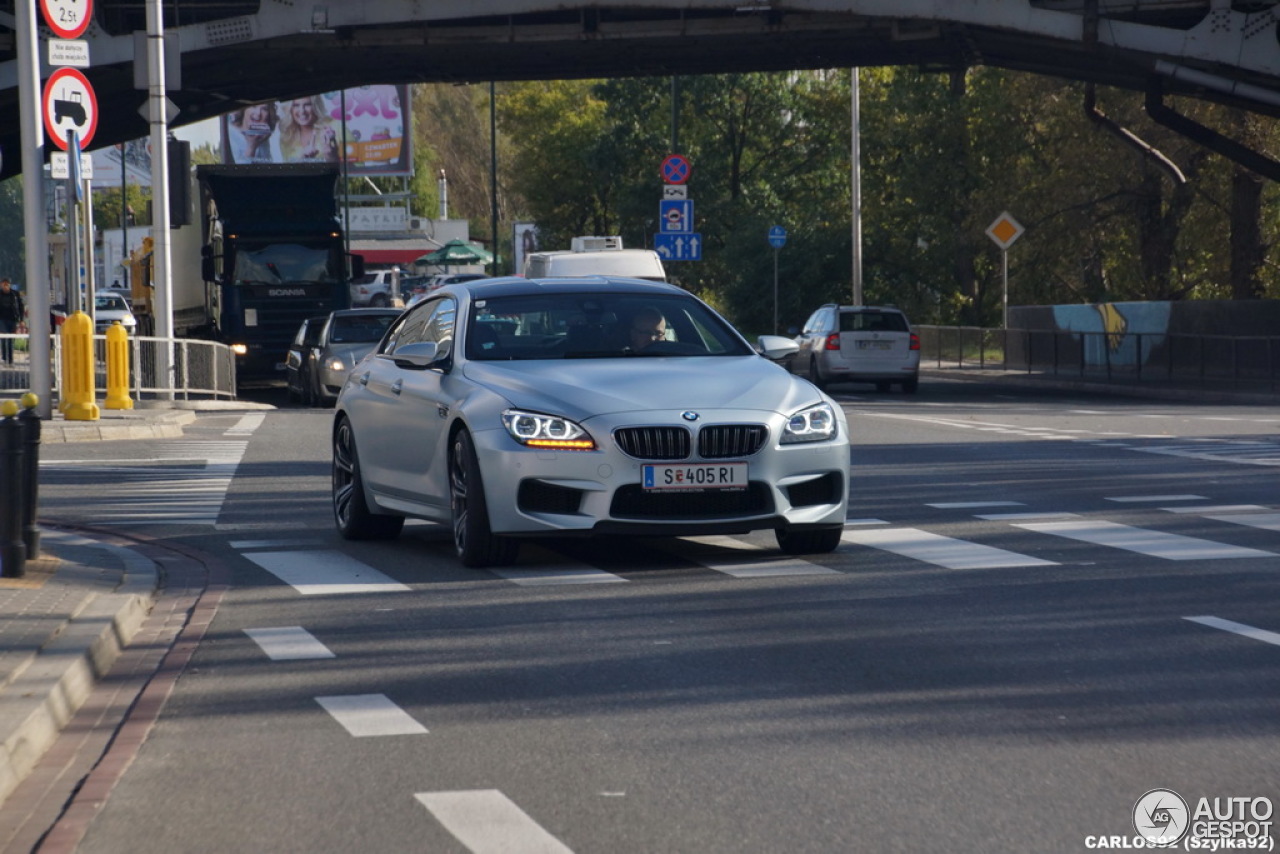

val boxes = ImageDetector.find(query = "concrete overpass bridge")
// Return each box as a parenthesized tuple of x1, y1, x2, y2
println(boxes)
(2, 0, 1280, 181)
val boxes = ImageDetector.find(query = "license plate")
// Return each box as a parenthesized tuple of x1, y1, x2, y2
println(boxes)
(857, 340, 893, 350)
(642, 462, 748, 491)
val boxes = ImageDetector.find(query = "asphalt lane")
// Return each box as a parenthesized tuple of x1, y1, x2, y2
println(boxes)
(35, 380, 1280, 852)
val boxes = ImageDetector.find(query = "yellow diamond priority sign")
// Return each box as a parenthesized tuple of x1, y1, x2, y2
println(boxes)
(986, 212, 1024, 250)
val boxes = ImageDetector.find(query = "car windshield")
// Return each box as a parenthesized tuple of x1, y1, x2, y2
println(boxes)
(840, 312, 907, 333)
(466, 292, 753, 361)
(329, 314, 397, 344)
(95, 295, 129, 312)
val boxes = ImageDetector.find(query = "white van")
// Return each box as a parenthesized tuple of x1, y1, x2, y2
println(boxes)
(523, 236, 668, 282)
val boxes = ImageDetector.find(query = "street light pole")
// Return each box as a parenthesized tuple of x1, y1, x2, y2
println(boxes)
(851, 67, 863, 308)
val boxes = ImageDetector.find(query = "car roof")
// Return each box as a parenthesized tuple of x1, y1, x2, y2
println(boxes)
(328, 308, 403, 318)
(827, 304, 906, 314)
(443, 275, 688, 299)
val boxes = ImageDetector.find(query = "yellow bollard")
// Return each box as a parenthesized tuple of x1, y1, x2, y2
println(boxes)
(60, 311, 99, 422)
(103, 322, 134, 410)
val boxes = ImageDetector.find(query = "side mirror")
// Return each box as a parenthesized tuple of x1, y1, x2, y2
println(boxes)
(756, 335, 799, 361)
(385, 340, 450, 369)
(349, 253, 366, 280)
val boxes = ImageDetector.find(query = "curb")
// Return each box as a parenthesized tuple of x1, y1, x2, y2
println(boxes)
(40, 410, 197, 444)
(0, 543, 158, 806)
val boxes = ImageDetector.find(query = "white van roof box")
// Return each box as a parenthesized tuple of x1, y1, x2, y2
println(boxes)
(570, 236, 624, 252)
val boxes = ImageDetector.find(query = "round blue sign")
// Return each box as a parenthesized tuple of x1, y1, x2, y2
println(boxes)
(661, 154, 691, 185)
(768, 225, 787, 249)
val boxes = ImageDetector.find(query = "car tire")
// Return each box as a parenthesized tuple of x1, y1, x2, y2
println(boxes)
(775, 526, 843, 555)
(807, 357, 827, 390)
(450, 429, 519, 568)
(902, 376, 919, 394)
(332, 416, 405, 540)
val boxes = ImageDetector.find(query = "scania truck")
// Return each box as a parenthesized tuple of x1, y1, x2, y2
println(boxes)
(131, 163, 362, 383)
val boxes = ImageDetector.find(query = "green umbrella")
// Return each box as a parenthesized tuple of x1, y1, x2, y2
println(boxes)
(417, 239, 493, 267)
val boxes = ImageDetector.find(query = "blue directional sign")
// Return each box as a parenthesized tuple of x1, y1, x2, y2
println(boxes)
(654, 232, 702, 261)
(660, 199, 694, 234)
(768, 225, 787, 249)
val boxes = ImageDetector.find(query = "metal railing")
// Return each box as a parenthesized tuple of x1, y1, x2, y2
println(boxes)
(916, 326, 1280, 391)
(0, 333, 237, 399)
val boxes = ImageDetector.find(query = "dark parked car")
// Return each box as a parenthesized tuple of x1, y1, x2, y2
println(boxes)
(286, 308, 402, 406)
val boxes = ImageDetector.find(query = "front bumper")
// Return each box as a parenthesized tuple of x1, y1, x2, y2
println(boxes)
(470, 410, 849, 538)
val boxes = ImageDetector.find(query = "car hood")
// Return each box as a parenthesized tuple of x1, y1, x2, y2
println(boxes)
(462, 356, 821, 420)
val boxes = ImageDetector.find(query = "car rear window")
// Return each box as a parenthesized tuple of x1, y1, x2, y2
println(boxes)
(839, 312, 908, 333)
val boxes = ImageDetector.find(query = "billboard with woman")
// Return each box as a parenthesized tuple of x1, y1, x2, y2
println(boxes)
(220, 84, 412, 175)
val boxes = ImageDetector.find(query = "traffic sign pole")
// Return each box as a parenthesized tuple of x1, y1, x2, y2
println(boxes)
(768, 226, 786, 335)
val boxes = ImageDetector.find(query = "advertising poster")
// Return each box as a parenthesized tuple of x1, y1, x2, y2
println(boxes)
(514, 222, 539, 276)
(220, 84, 412, 175)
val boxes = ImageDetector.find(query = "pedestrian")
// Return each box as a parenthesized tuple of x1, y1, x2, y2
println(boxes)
(0, 278, 25, 364)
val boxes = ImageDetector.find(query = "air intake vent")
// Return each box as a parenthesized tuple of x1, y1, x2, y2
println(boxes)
(698, 425, 767, 458)
(613, 427, 690, 460)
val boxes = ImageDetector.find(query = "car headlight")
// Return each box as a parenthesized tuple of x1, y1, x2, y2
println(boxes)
(326, 357, 346, 372)
(781, 402, 838, 444)
(501, 409, 596, 450)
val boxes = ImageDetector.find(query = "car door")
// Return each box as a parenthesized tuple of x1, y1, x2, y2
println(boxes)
(792, 307, 830, 373)
(357, 296, 458, 508)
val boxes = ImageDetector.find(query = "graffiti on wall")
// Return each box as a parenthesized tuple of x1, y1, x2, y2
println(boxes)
(1050, 302, 1172, 367)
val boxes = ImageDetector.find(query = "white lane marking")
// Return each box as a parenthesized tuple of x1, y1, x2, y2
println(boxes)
(1185, 616, 1280, 647)
(841, 528, 1057, 569)
(244, 627, 335, 660)
(492, 566, 627, 586)
(976, 512, 1082, 521)
(224, 412, 266, 436)
(1207, 513, 1280, 533)
(1134, 443, 1280, 466)
(316, 694, 428, 737)
(1014, 520, 1275, 560)
(1160, 505, 1270, 515)
(927, 501, 1025, 509)
(692, 536, 839, 578)
(244, 550, 411, 595)
(416, 790, 574, 854)
(230, 538, 323, 550)
(1105, 495, 1206, 503)
(845, 518, 889, 526)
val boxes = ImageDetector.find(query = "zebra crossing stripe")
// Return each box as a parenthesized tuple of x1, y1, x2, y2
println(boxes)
(692, 536, 839, 577)
(1161, 505, 1270, 515)
(244, 550, 412, 594)
(316, 694, 427, 737)
(416, 790, 574, 854)
(840, 528, 1057, 569)
(1205, 513, 1280, 533)
(1185, 616, 1280, 647)
(492, 566, 627, 585)
(1013, 520, 1275, 560)
(244, 627, 335, 660)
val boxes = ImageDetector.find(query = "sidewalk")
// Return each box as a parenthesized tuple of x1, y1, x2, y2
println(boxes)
(0, 530, 156, 807)
(0, 398, 272, 811)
